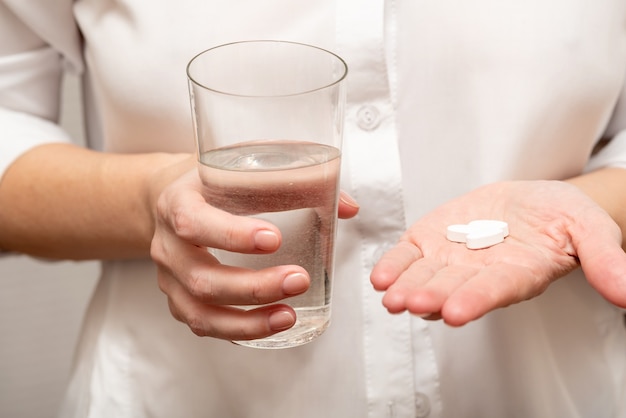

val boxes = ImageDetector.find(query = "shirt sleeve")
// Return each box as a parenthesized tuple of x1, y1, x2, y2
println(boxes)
(0, 0, 82, 180)
(586, 71, 626, 172)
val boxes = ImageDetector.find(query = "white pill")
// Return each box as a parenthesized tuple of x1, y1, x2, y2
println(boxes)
(446, 224, 471, 243)
(446, 219, 509, 250)
(468, 220, 509, 237)
(465, 227, 505, 249)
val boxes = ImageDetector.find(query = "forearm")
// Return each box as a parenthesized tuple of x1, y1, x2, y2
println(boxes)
(566, 167, 626, 250)
(0, 143, 192, 260)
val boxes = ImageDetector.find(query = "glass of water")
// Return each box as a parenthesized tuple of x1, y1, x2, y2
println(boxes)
(186, 40, 348, 349)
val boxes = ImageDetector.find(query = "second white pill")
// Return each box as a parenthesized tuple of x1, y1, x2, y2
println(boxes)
(446, 220, 509, 250)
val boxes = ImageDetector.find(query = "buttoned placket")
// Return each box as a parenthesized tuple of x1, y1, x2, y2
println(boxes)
(336, 1, 422, 417)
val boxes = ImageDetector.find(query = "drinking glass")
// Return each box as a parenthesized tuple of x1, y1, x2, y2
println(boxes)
(187, 40, 347, 348)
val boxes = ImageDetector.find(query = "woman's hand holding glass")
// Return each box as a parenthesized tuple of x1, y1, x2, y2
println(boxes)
(150, 165, 359, 341)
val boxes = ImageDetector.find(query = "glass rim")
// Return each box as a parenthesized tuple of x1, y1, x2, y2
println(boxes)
(186, 40, 348, 98)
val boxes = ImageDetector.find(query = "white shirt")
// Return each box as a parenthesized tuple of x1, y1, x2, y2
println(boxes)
(2, 1, 626, 417)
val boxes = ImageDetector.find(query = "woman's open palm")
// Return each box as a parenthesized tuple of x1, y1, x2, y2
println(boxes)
(370, 180, 626, 326)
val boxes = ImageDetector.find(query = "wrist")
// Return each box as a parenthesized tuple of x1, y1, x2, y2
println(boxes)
(566, 167, 626, 249)
(143, 153, 196, 243)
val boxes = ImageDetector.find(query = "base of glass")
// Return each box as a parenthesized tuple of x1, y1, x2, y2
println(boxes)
(233, 306, 330, 349)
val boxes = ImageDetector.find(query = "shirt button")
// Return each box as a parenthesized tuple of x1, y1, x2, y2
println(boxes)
(414, 392, 431, 418)
(356, 105, 381, 131)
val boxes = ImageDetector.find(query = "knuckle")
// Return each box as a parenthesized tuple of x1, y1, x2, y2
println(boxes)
(218, 218, 241, 250)
(169, 204, 196, 239)
(249, 277, 265, 305)
(149, 238, 166, 265)
(155, 191, 198, 241)
(187, 315, 213, 337)
(186, 269, 215, 303)
(156, 272, 168, 294)
(166, 298, 184, 323)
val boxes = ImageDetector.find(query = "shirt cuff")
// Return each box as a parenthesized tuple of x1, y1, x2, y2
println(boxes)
(0, 107, 72, 180)
(585, 130, 626, 173)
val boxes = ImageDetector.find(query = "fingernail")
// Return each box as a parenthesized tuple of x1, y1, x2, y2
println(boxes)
(340, 192, 360, 209)
(269, 310, 295, 331)
(282, 272, 309, 295)
(254, 230, 279, 251)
